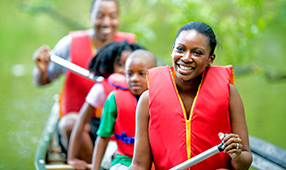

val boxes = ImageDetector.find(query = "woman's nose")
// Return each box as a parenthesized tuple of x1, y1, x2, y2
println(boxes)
(181, 51, 193, 62)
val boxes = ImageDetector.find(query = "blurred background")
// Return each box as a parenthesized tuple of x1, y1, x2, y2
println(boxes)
(0, 0, 285, 169)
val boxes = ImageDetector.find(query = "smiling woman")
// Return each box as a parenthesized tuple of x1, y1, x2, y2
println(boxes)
(128, 21, 252, 170)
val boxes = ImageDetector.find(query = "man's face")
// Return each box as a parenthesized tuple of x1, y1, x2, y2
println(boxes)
(90, 0, 119, 42)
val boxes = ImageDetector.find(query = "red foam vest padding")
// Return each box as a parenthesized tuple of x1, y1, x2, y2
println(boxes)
(108, 73, 128, 90)
(114, 88, 137, 158)
(95, 79, 115, 118)
(148, 65, 233, 170)
(60, 30, 136, 117)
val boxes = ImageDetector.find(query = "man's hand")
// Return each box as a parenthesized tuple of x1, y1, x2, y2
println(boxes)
(33, 45, 51, 73)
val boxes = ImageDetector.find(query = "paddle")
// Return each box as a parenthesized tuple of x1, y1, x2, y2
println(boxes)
(169, 133, 227, 170)
(45, 164, 92, 170)
(169, 142, 224, 170)
(50, 54, 104, 82)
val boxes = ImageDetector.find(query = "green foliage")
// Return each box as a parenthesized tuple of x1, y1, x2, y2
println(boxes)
(120, 0, 285, 68)
(18, 0, 286, 69)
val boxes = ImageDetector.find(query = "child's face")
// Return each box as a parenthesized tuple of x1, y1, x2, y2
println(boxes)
(125, 57, 149, 96)
(113, 50, 132, 75)
(171, 30, 215, 82)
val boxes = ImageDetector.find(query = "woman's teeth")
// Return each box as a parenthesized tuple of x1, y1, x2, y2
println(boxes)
(180, 65, 193, 70)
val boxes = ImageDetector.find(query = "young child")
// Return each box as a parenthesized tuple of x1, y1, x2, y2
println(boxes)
(128, 22, 252, 170)
(67, 41, 144, 170)
(91, 49, 157, 170)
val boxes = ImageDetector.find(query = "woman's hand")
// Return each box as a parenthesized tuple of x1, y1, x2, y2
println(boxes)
(221, 133, 243, 160)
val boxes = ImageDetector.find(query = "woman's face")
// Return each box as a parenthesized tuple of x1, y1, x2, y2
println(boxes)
(171, 30, 215, 83)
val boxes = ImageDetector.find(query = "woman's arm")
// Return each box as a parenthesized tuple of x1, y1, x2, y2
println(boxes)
(223, 84, 252, 170)
(128, 91, 152, 170)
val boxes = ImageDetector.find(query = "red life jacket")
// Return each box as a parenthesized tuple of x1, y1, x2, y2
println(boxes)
(148, 65, 234, 170)
(59, 30, 136, 117)
(108, 73, 137, 158)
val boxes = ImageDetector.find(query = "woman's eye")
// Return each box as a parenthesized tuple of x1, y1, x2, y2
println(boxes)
(139, 72, 146, 76)
(176, 46, 184, 52)
(193, 51, 203, 55)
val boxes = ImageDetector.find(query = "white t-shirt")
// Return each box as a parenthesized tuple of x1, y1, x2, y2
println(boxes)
(85, 83, 106, 108)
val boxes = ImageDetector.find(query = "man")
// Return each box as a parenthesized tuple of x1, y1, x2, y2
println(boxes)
(32, 0, 136, 167)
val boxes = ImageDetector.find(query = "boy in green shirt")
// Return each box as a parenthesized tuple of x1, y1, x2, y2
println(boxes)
(92, 49, 157, 170)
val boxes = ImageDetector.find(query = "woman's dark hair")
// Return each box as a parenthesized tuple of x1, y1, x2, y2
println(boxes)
(88, 41, 144, 77)
(174, 21, 217, 56)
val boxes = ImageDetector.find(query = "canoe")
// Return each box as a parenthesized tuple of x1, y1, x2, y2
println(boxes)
(249, 135, 286, 170)
(34, 95, 90, 170)
(34, 55, 106, 170)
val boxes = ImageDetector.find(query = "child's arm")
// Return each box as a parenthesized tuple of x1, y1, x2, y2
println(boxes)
(223, 84, 252, 170)
(92, 91, 117, 170)
(92, 136, 110, 170)
(128, 91, 152, 170)
(67, 102, 95, 169)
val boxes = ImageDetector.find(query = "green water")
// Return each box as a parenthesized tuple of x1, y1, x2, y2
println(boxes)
(1, 0, 286, 169)
(237, 74, 286, 148)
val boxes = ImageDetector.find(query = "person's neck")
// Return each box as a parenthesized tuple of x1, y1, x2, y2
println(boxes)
(92, 34, 114, 50)
(134, 94, 141, 101)
(175, 75, 202, 96)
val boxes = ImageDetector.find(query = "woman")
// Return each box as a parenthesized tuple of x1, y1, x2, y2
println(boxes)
(128, 21, 252, 170)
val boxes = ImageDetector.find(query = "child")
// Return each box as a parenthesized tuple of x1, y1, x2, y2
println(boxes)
(91, 49, 157, 170)
(67, 41, 144, 170)
(128, 22, 252, 170)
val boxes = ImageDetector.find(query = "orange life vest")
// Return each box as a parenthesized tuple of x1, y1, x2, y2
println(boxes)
(59, 30, 136, 117)
(148, 65, 234, 170)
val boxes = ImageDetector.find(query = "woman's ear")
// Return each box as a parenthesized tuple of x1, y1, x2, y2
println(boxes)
(208, 54, 216, 66)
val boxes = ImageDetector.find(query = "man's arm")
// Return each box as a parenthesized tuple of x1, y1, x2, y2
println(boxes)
(32, 35, 71, 86)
